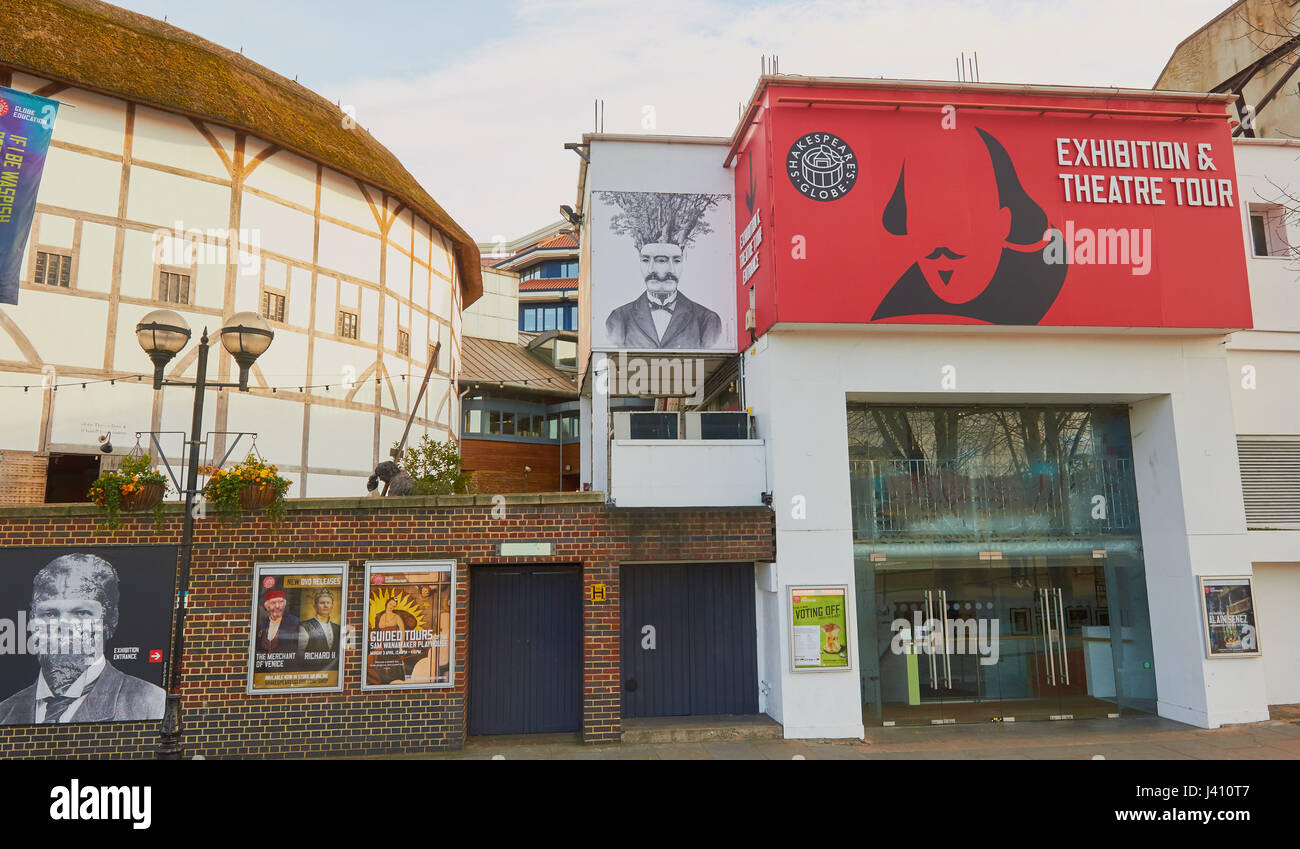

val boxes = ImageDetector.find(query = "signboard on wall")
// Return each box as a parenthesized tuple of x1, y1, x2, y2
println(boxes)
(362, 560, 454, 689)
(788, 585, 851, 671)
(0, 86, 61, 305)
(247, 562, 347, 694)
(734, 83, 1252, 339)
(590, 190, 736, 352)
(0, 546, 173, 725)
(1199, 575, 1261, 658)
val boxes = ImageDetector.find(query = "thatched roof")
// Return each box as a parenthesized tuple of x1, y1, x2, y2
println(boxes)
(2, 0, 482, 304)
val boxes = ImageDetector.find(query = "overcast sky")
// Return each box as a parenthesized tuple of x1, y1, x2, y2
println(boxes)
(112, 0, 1234, 241)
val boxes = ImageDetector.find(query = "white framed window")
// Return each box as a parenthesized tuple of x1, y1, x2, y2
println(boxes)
(1248, 204, 1290, 258)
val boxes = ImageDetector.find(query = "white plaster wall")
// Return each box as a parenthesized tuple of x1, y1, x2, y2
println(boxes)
(1253, 563, 1300, 705)
(610, 440, 766, 507)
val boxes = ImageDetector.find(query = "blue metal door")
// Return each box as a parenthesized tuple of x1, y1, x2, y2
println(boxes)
(469, 566, 581, 734)
(621, 563, 759, 718)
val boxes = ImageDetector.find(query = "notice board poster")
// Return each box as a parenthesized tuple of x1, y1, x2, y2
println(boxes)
(1199, 576, 1261, 658)
(362, 560, 455, 690)
(789, 586, 850, 672)
(247, 563, 347, 694)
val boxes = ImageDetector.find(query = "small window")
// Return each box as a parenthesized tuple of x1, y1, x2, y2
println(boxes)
(501, 411, 515, 436)
(397, 329, 410, 356)
(264, 291, 286, 322)
(34, 251, 72, 288)
(1249, 204, 1289, 258)
(338, 310, 359, 339)
(547, 415, 559, 440)
(464, 408, 482, 434)
(159, 271, 190, 304)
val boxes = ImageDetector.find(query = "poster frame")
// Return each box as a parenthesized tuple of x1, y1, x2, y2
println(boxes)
(361, 559, 457, 691)
(1198, 575, 1263, 659)
(246, 561, 348, 695)
(787, 584, 853, 673)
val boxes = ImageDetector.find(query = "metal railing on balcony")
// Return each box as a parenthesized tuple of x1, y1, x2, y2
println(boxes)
(849, 457, 1140, 542)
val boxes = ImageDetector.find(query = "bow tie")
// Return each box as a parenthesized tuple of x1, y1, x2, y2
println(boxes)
(648, 300, 675, 313)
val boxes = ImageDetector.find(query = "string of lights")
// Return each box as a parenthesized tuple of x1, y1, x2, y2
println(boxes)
(0, 371, 574, 392)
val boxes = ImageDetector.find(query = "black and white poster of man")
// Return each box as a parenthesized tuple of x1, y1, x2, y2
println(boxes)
(0, 546, 173, 725)
(1200, 576, 1262, 658)
(247, 563, 347, 694)
(590, 190, 735, 353)
(362, 560, 454, 690)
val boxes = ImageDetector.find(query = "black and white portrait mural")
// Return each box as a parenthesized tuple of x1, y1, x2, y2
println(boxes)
(591, 190, 735, 351)
(0, 546, 174, 725)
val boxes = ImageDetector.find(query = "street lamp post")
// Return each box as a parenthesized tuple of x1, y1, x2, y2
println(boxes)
(136, 308, 273, 759)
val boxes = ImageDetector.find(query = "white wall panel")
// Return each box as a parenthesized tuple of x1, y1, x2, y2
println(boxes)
(131, 107, 230, 179)
(38, 148, 120, 216)
(76, 222, 116, 293)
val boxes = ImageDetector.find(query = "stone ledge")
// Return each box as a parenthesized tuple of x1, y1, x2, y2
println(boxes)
(0, 491, 608, 519)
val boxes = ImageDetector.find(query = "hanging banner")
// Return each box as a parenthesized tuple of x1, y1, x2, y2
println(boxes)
(247, 563, 347, 694)
(362, 560, 455, 690)
(0, 546, 174, 725)
(788, 585, 851, 671)
(1199, 576, 1261, 658)
(0, 86, 61, 305)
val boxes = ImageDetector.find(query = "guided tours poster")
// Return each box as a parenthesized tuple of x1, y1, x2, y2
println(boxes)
(247, 563, 346, 694)
(1199, 576, 1261, 658)
(789, 586, 850, 671)
(362, 560, 454, 690)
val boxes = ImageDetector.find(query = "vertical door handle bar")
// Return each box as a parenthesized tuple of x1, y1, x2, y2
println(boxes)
(940, 589, 952, 688)
(1056, 587, 1070, 686)
(1040, 588, 1055, 686)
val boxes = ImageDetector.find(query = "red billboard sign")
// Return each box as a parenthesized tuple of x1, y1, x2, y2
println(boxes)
(732, 82, 1252, 340)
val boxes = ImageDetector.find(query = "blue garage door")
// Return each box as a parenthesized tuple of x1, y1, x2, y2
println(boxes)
(621, 563, 759, 718)
(469, 566, 581, 734)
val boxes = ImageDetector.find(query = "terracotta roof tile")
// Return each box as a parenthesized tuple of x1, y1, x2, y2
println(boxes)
(518, 277, 577, 291)
(537, 232, 579, 249)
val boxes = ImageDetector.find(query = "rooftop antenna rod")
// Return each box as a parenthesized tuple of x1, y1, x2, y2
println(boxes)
(974, 51, 980, 82)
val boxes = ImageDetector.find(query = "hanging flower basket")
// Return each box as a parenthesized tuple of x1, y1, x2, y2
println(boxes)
(238, 483, 278, 512)
(88, 454, 170, 531)
(202, 454, 291, 526)
(120, 482, 166, 512)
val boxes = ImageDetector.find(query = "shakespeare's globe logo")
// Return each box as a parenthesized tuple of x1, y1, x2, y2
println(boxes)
(788, 131, 857, 201)
(0, 98, 9, 119)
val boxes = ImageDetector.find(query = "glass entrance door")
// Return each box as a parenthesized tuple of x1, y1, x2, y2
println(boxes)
(873, 557, 1000, 725)
(866, 552, 1156, 725)
(989, 557, 1110, 720)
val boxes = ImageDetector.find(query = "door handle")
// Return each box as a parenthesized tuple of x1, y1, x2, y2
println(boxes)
(1056, 587, 1070, 686)
(925, 590, 938, 689)
(1040, 588, 1055, 686)
(940, 589, 952, 688)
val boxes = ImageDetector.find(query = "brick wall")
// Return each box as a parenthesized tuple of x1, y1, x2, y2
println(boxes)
(0, 495, 774, 758)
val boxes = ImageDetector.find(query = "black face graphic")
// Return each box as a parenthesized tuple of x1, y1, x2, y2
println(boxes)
(873, 128, 1067, 324)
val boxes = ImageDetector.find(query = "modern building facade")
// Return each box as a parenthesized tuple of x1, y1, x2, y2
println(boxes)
(459, 225, 583, 492)
(574, 74, 1282, 739)
(0, 0, 480, 503)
